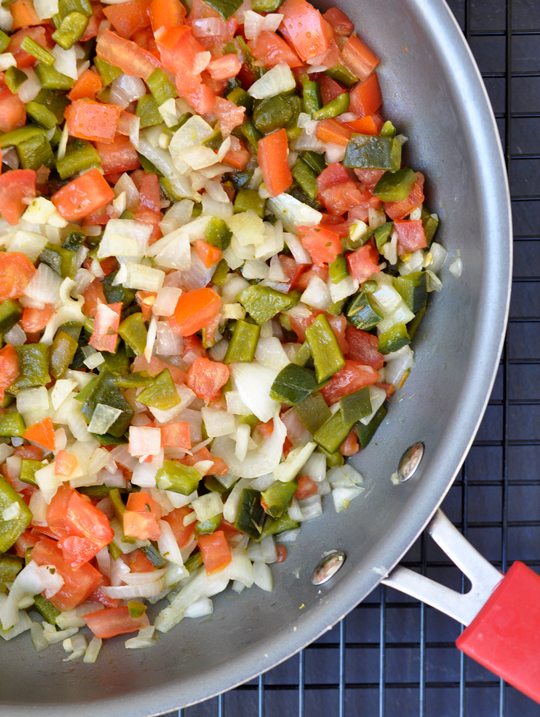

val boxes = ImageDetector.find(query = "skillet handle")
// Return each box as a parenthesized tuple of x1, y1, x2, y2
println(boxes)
(381, 510, 540, 704)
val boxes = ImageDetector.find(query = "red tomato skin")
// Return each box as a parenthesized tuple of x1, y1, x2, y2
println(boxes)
(339, 428, 359, 456)
(321, 360, 380, 404)
(295, 475, 318, 499)
(0, 170, 36, 226)
(186, 357, 229, 402)
(317, 162, 349, 192)
(8, 27, 48, 68)
(0, 88, 26, 133)
(298, 225, 342, 267)
(164, 506, 196, 549)
(384, 173, 425, 220)
(319, 74, 345, 105)
(95, 135, 140, 175)
(96, 28, 160, 80)
(281, 0, 330, 62)
(346, 241, 381, 283)
(52, 168, 115, 221)
(0, 252, 36, 299)
(171, 287, 221, 337)
(257, 128, 292, 197)
(394, 220, 428, 255)
(345, 326, 385, 370)
(66, 100, 122, 144)
(275, 544, 287, 563)
(248, 30, 303, 68)
(322, 7, 354, 36)
(83, 606, 150, 639)
(198, 530, 232, 575)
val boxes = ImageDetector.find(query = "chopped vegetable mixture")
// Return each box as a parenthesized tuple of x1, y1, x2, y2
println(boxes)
(0, 0, 447, 659)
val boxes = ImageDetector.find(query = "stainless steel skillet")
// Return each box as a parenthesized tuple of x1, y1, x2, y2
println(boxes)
(0, 0, 515, 713)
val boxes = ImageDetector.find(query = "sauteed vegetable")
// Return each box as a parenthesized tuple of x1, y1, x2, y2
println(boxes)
(0, 0, 447, 660)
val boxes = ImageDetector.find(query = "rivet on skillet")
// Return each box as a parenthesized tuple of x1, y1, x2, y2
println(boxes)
(398, 442, 425, 483)
(312, 550, 346, 586)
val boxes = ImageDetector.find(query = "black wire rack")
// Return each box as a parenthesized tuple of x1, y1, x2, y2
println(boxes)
(163, 1, 540, 714)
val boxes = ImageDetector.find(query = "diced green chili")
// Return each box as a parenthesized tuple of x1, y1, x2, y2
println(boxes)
(373, 168, 416, 202)
(102, 270, 135, 308)
(108, 487, 125, 523)
(329, 254, 348, 284)
(346, 291, 382, 330)
(62, 231, 85, 253)
(137, 369, 181, 411)
(284, 94, 302, 141)
(58, 0, 92, 18)
(313, 409, 352, 453)
(339, 388, 372, 425)
(141, 542, 167, 568)
(312, 92, 350, 120)
(21, 35, 55, 66)
(380, 120, 396, 137)
(136, 94, 162, 128)
(356, 404, 387, 448)
(252, 0, 282, 9)
(102, 344, 130, 376)
(224, 319, 260, 363)
(16, 133, 54, 171)
(226, 86, 253, 114)
(40, 244, 77, 278)
(0, 300, 22, 336)
(81, 369, 134, 437)
(237, 285, 298, 325)
(324, 64, 358, 88)
(294, 391, 331, 435)
(205, 216, 232, 250)
(194, 513, 222, 536)
(49, 329, 80, 380)
(260, 511, 299, 539)
(5, 66, 27, 94)
(79, 484, 117, 499)
(212, 260, 231, 286)
(202, 0, 241, 19)
(0, 413, 26, 437)
(343, 134, 402, 171)
(0, 554, 23, 584)
(226, 169, 252, 191)
(378, 322, 411, 354)
(185, 551, 204, 572)
(240, 118, 262, 150)
(291, 157, 318, 201)
(146, 68, 177, 105)
(421, 207, 439, 246)
(35, 64, 74, 90)
(118, 313, 147, 356)
(0, 125, 45, 149)
(326, 298, 348, 317)
(114, 372, 153, 389)
(33, 594, 61, 625)
(56, 140, 101, 179)
(94, 57, 123, 86)
(9, 344, 50, 394)
(0, 478, 32, 552)
(52, 11, 88, 49)
(128, 600, 147, 618)
(261, 480, 297, 519)
(374, 222, 394, 252)
(20, 459, 44, 486)
(300, 75, 322, 114)
(270, 363, 319, 406)
(253, 94, 293, 134)
(156, 460, 202, 495)
(293, 341, 311, 367)
(305, 314, 345, 383)
(233, 188, 265, 218)
(0, 30, 9, 53)
(302, 150, 326, 175)
(202, 128, 223, 151)
(234, 488, 265, 538)
(393, 272, 427, 314)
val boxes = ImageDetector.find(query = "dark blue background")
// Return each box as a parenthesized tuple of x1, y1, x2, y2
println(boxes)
(166, 1, 540, 713)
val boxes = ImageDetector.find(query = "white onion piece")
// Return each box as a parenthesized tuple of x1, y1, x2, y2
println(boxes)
(248, 62, 295, 99)
(185, 597, 213, 618)
(102, 579, 165, 599)
(213, 415, 287, 479)
(252, 561, 273, 591)
(232, 363, 280, 422)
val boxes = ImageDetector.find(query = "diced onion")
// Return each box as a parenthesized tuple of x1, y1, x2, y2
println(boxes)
(231, 363, 280, 423)
(184, 597, 213, 618)
(252, 561, 273, 591)
(248, 62, 295, 99)
(213, 416, 287, 480)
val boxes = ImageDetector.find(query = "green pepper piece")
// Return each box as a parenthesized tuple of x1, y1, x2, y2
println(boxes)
(56, 140, 101, 179)
(0, 125, 46, 149)
(326, 297, 347, 317)
(137, 369, 181, 411)
(141, 542, 167, 567)
(101, 344, 130, 376)
(408, 304, 426, 340)
(40, 244, 77, 278)
(300, 75, 322, 114)
(373, 168, 416, 202)
(34, 88, 70, 123)
(118, 313, 147, 356)
(21, 35, 55, 66)
(5, 66, 27, 94)
(49, 329, 78, 380)
(155, 460, 202, 495)
(94, 57, 123, 86)
(291, 157, 318, 201)
(339, 387, 372, 425)
(146, 68, 177, 105)
(302, 150, 326, 175)
(328, 254, 348, 285)
(240, 118, 262, 150)
(293, 341, 311, 367)
(324, 65, 357, 88)
(312, 92, 350, 121)
(234, 488, 265, 539)
(102, 270, 135, 308)
(205, 216, 232, 251)
(305, 314, 345, 383)
(0, 554, 23, 584)
(421, 207, 439, 246)
(108, 541, 121, 561)
(270, 363, 319, 406)
(9, 344, 50, 394)
(35, 64, 74, 90)
(0, 29, 9, 53)
(63, 231, 85, 252)
(233, 188, 265, 218)
(211, 259, 230, 286)
(58, 0, 92, 18)
(226, 170, 252, 191)
(253, 94, 293, 134)
(16, 133, 54, 171)
(378, 323, 411, 355)
(252, 0, 282, 9)
(313, 409, 353, 453)
(33, 594, 61, 625)
(114, 372, 153, 389)
(108, 487, 125, 523)
(74, 375, 97, 404)
(20, 458, 45, 486)
(343, 134, 402, 171)
(79, 484, 117, 499)
(224, 319, 260, 364)
(136, 94, 162, 128)
(0, 478, 32, 552)
(374, 222, 394, 252)
(194, 513, 222, 536)
(380, 120, 396, 138)
(185, 551, 204, 572)
(52, 11, 88, 49)
(356, 404, 387, 448)
(393, 272, 427, 314)
(237, 285, 298, 325)
(260, 511, 299, 539)
(227, 86, 253, 114)
(127, 600, 147, 618)
(261, 480, 297, 519)
(202, 0, 241, 18)
(346, 291, 382, 330)
(0, 413, 26, 437)
(0, 300, 22, 336)
(81, 369, 134, 437)
(294, 391, 330, 435)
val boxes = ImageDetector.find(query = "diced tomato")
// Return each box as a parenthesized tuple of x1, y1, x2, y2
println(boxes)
(132, 354, 186, 384)
(10, 0, 40, 29)
(207, 53, 241, 81)
(222, 137, 250, 169)
(394, 219, 427, 255)
(164, 506, 195, 549)
(195, 239, 222, 268)
(8, 27, 48, 69)
(186, 356, 229, 402)
(249, 30, 303, 69)
(319, 74, 345, 105)
(377, 381, 396, 401)
(293, 264, 328, 293)
(275, 544, 287, 563)
(66, 100, 121, 144)
(319, 180, 366, 217)
(23, 417, 56, 451)
(171, 287, 221, 336)
(97, 28, 161, 80)
(258, 128, 292, 197)
(0, 88, 26, 134)
(83, 203, 118, 227)
(54, 450, 79, 477)
(322, 7, 354, 36)
(14, 529, 38, 558)
(346, 240, 381, 283)
(21, 305, 52, 333)
(89, 301, 122, 353)
(298, 225, 342, 266)
(127, 549, 156, 572)
(349, 72, 383, 118)
(80, 3, 104, 41)
(344, 112, 384, 136)
(295, 475, 318, 499)
(32, 537, 102, 611)
(87, 575, 119, 608)
(353, 168, 385, 188)
(52, 168, 115, 221)
(316, 118, 352, 146)
(198, 530, 231, 575)
(0, 254, 34, 307)
(103, 0, 151, 39)
(345, 325, 384, 370)
(68, 69, 103, 101)
(124, 510, 161, 541)
(281, 0, 330, 62)
(134, 205, 161, 243)
(117, 110, 139, 137)
(179, 446, 226, 475)
(149, 0, 186, 34)
(157, 24, 202, 76)
(0, 169, 35, 226)
(95, 134, 140, 175)
(138, 172, 160, 212)
(213, 97, 245, 137)
(160, 422, 191, 449)
(279, 254, 308, 290)
(83, 606, 150, 638)
(384, 172, 425, 220)
(341, 33, 380, 81)
(317, 162, 349, 191)
(321, 359, 380, 404)
(13, 444, 42, 461)
(339, 428, 359, 456)
(82, 279, 107, 317)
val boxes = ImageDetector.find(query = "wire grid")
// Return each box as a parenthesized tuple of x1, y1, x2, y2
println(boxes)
(163, 1, 540, 714)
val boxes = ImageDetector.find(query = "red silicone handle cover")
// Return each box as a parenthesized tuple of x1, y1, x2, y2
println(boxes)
(456, 561, 540, 703)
